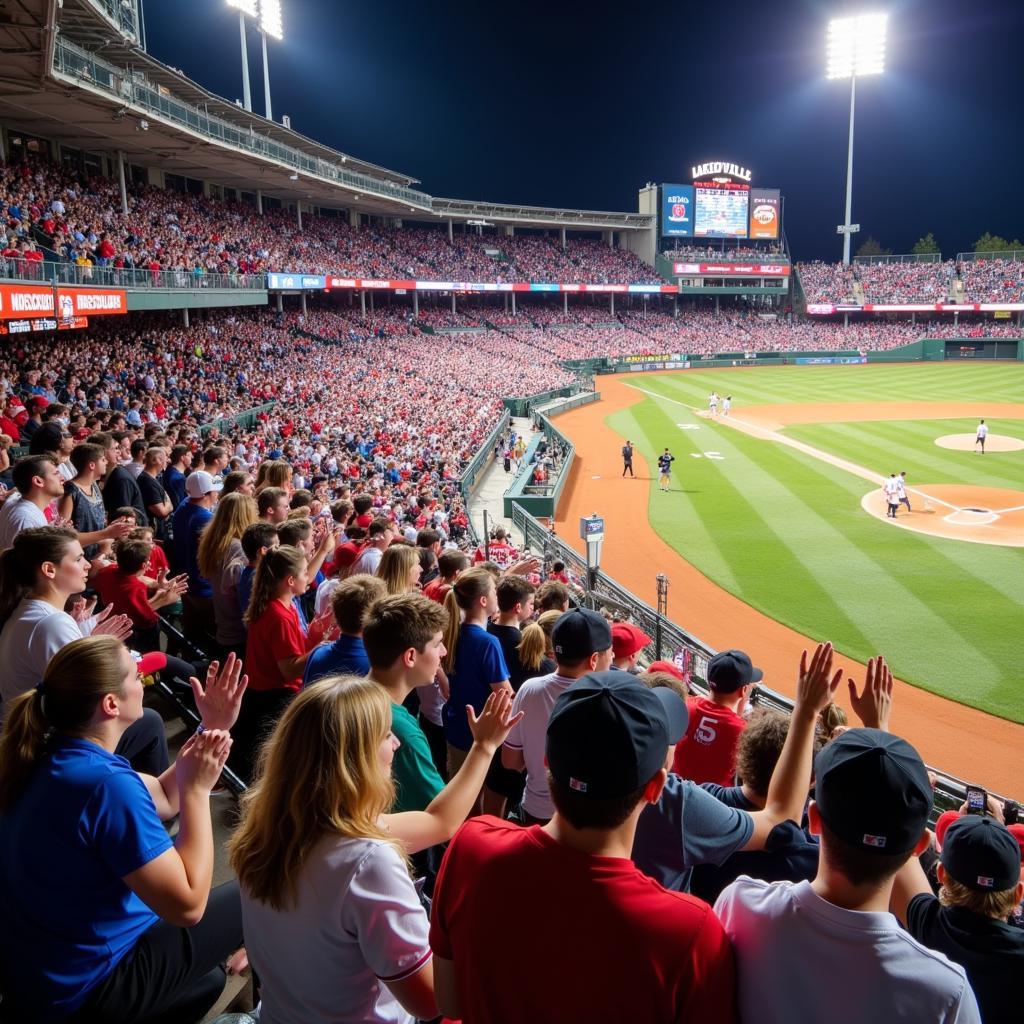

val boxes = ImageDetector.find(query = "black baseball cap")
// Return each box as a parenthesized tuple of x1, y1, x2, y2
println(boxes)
(815, 728, 932, 857)
(552, 608, 612, 662)
(941, 816, 1022, 892)
(707, 649, 763, 693)
(546, 670, 688, 799)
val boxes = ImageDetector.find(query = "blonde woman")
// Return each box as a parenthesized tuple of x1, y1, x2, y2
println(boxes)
(376, 542, 422, 596)
(0, 635, 245, 1023)
(253, 459, 292, 496)
(197, 492, 257, 658)
(515, 608, 561, 682)
(230, 675, 519, 1024)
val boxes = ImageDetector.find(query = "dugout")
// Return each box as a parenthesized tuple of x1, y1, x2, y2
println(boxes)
(944, 338, 1020, 359)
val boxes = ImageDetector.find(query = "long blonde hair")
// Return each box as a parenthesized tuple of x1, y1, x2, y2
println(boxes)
(197, 492, 257, 579)
(229, 675, 396, 910)
(517, 608, 562, 672)
(244, 544, 307, 626)
(254, 459, 291, 494)
(0, 635, 127, 812)
(376, 543, 418, 596)
(441, 566, 494, 673)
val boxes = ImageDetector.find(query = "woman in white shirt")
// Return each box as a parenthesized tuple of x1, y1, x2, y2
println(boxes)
(230, 674, 518, 1024)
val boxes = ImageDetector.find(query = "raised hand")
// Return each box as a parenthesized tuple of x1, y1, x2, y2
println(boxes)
(90, 605, 134, 641)
(847, 655, 894, 731)
(70, 595, 98, 623)
(467, 689, 523, 755)
(103, 518, 134, 541)
(795, 641, 843, 715)
(190, 653, 248, 732)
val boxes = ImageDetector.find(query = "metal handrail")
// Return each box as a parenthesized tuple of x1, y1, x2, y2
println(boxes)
(0, 256, 264, 291)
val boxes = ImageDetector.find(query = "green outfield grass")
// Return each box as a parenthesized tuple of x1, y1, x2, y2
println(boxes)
(605, 362, 1024, 722)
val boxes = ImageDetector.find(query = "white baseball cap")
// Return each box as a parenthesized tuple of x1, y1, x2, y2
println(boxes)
(185, 470, 223, 499)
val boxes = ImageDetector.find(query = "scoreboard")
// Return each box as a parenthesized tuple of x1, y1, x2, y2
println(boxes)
(661, 179, 781, 240)
(694, 182, 749, 238)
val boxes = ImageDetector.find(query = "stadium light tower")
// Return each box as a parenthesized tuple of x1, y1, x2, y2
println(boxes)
(259, 0, 284, 122)
(827, 13, 887, 265)
(227, 0, 257, 113)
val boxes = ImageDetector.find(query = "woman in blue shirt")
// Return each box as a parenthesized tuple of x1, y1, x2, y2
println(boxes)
(441, 567, 511, 815)
(0, 635, 246, 1022)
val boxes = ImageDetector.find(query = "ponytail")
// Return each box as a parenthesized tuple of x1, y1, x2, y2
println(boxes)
(0, 527, 77, 631)
(0, 634, 126, 811)
(516, 622, 546, 673)
(440, 566, 493, 673)
(245, 545, 306, 626)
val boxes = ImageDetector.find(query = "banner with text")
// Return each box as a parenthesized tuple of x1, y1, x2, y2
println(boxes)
(0, 284, 127, 320)
(661, 184, 695, 238)
(748, 188, 781, 240)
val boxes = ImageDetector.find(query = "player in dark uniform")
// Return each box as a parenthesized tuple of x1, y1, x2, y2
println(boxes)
(621, 440, 634, 477)
(657, 448, 675, 492)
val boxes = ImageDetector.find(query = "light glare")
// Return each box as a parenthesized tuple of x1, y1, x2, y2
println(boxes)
(227, 0, 258, 17)
(827, 13, 887, 79)
(260, 0, 284, 41)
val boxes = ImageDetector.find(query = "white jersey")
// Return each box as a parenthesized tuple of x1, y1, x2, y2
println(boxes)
(884, 477, 900, 498)
(976, 423, 988, 439)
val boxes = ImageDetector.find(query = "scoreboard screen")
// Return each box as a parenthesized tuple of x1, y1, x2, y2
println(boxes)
(694, 183, 750, 238)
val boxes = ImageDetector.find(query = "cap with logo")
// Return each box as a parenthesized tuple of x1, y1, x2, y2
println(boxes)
(815, 728, 932, 857)
(185, 470, 224, 499)
(707, 649, 762, 693)
(545, 670, 688, 800)
(611, 621, 652, 660)
(552, 608, 612, 662)
(940, 815, 1022, 892)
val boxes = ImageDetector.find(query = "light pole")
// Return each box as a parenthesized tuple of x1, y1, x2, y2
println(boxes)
(259, 0, 284, 122)
(827, 13, 887, 265)
(226, 1, 256, 113)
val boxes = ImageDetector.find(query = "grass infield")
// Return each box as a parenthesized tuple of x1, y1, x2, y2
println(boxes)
(605, 363, 1024, 723)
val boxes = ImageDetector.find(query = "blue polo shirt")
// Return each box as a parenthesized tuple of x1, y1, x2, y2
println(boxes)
(303, 634, 371, 686)
(0, 738, 172, 1018)
(442, 623, 509, 751)
(171, 499, 213, 598)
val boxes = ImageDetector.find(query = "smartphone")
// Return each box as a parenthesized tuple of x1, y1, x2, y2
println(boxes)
(965, 785, 987, 815)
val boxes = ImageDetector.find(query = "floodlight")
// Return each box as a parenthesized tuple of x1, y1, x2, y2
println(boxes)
(827, 13, 887, 79)
(227, 0, 258, 17)
(260, 0, 283, 41)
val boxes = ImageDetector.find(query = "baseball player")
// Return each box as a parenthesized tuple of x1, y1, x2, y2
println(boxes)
(621, 440, 634, 478)
(883, 473, 900, 518)
(721, 395, 732, 417)
(897, 471, 912, 513)
(975, 419, 988, 454)
(657, 448, 676, 492)
(708, 391, 719, 417)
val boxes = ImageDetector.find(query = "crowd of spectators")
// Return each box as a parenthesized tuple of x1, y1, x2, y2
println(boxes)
(799, 258, 1024, 305)
(664, 243, 786, 263)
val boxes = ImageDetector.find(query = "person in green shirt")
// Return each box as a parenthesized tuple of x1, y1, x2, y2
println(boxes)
(364, 592, 516, 815)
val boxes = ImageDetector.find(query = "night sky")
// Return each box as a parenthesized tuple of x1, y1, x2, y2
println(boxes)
(143, 0, 1024, 261)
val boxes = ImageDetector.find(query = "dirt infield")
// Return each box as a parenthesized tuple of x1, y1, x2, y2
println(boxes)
(733, 400, 1024, 433)
(935, 433, 1024, 452)
(554, 375, 1024, 793)
(861, 485, 1024, 546)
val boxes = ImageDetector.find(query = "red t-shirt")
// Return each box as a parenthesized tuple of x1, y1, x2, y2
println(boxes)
(672, 696, 747, 787)
(94, 565, 157, 628)
(421, 577, 451, 604)
(145, 544, 170, 578)
(245, 599, 306, 692)
(430, 817, 736, 1024)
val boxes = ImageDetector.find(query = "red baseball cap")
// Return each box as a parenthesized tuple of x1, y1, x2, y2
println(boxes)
(611, 622, 652, 659)
(134, 651, 167, 677)
(647, 660, 685, 681)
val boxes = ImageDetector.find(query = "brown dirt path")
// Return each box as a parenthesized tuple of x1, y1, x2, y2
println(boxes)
(554, 374, 1024, 795)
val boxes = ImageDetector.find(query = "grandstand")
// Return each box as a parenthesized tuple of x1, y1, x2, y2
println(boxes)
(0, 3, 1021, 1022)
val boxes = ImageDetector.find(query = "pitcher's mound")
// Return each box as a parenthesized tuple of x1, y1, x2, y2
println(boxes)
(861, 485, 1024, 547)
(935, 434, 1024, 453)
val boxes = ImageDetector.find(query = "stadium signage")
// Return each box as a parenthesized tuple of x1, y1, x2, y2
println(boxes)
(307, 275, 683, 295)
(0, 284, 126, 320)
(807, 302, 1024, 315)
(692, 161, 752, 183)
(673, 262, 791, 277)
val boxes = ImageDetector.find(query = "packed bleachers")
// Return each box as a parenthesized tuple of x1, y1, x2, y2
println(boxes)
(664, 243, 786, 262)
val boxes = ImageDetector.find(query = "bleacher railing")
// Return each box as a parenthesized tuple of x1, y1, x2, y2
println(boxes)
(0, 256, 264, 291)
(956, 249, 1024, 263)
(52, 37, 433, 211)
(853, 252, 944, 264)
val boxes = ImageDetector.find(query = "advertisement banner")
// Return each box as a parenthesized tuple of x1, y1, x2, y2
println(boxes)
(673, 262, 790, 277)
(267, 273, 326, 290)
(662, 184, 695, 237)
(748, 188, 781, 239)
(0, 284, 126, 320)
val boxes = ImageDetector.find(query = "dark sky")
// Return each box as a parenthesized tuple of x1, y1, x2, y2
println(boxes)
(142, 0, 1024, 261)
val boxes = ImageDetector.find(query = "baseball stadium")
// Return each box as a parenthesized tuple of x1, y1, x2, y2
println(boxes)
(0, 2, 1021, 1020)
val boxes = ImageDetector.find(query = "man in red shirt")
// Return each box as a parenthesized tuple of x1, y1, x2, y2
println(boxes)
(673, 649, 761, 786)
(430, 671, 737, 1024)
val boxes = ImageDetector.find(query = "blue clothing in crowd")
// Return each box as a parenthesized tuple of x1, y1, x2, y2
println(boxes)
(441, 623, 509, 751)
(303, 634, 371, 686)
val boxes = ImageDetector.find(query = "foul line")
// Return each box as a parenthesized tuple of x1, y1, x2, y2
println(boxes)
(625, 381, 1017, 519)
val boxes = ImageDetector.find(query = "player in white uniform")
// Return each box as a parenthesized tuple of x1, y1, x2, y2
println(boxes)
(975, 419, 988, 453)
(721, 395, 732, 417)
(708, 391, 719, 416)
(896, 472, 911, 513)
(883, 474, 901, 518)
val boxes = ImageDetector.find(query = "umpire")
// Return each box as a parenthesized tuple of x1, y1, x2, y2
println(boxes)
(622, 440, 634, 477)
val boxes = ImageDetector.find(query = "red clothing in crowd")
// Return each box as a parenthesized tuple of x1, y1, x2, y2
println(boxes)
(245, 599, 306, 693)
(421, 577, 451, 604)
(430, 817, 737, 1024)
(93, 565, 157, 629)
(672, 696, 748, 787)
